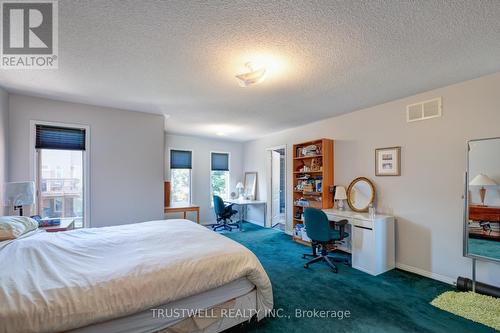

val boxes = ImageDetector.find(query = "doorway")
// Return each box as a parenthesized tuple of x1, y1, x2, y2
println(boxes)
(266, 146, 286, 232)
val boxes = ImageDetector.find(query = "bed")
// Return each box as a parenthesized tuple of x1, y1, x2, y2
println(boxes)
(0, 219, 273, 333)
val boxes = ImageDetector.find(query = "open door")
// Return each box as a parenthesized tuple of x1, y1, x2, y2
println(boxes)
(271, 150, 281, 227)
(266, 145, 287, 231)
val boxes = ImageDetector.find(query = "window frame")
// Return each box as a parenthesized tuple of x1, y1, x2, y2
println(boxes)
(168, 148, 193, 206)
(30, 120, 91, 227)
(210, 151, 231, 203)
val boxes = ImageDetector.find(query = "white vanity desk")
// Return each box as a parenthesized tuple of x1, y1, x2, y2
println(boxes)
(322, 208, 395, 276)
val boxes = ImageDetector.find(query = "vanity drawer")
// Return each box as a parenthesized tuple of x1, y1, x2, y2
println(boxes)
(349, 217, 374, 229)
(325, 214, 374, 229)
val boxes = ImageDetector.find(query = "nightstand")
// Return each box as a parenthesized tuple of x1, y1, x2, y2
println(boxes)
(39, 218, 75, 233)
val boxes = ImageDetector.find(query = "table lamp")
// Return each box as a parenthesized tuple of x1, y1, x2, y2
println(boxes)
(4, 181, 35, 216)
(236, 182, 244, 199)
(469, 173, 497, 206)
(334, 185, 347, 210)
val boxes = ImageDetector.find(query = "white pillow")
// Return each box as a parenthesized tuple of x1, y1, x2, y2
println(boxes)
(0, 216, 39, 241)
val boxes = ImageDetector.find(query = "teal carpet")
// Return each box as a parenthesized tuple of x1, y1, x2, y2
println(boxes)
(468, 238, 500, 260)
(221, 223, 496, 333)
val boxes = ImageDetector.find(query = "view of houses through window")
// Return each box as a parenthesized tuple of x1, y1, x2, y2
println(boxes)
(38, 149, 84, 228)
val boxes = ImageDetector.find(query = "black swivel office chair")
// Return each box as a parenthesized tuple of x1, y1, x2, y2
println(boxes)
(212, 195, 239, 231)
(302, 207, 350, 273)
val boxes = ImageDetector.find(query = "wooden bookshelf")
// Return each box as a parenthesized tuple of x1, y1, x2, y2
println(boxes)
(292, 138, 334, 245)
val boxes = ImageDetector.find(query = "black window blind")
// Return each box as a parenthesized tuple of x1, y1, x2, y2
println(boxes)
(211, 153, 229, 171)
(35, 125, 86, 151)
(170, 150, 192, 169)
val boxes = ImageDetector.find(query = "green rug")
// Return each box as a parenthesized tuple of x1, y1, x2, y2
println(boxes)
(221, 222, 497, 333)
(431, 291, 500, 331)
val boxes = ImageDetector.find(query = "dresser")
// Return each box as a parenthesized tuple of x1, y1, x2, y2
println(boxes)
(322, 208, 395, 276)
(468, 205, 500, 240)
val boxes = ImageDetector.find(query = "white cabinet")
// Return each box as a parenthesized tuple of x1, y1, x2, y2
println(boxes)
(323, 209, 395, 276)
(352, 225, 375, 274)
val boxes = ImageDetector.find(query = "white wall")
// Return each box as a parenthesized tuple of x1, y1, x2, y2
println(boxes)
(243, 72, 500, 286)
(9, 94, 165, 227)
(0, 89, 8, 215)
(165, 134, 244, 224)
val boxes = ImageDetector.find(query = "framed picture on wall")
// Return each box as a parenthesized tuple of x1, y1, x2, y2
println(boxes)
(375, 147, 401, 176)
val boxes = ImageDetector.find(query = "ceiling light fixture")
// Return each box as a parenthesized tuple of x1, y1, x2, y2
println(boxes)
(235, 62, 266, 87)
(216, 132, 226, 136)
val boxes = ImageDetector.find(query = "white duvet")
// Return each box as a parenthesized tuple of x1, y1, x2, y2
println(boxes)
(0, 219, 273, 333)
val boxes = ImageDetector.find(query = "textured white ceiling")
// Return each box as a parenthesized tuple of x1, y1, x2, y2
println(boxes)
(1, 0, 500, 141)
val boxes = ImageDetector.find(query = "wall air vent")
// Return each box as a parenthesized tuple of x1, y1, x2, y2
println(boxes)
(406, 97, 442, 123)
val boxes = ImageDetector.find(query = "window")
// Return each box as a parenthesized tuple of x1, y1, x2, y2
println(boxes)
(53, 197, 63, 213)
(211, 152, 230, 201)
(170, 149, 192, 205)
(36, 124, 86, 228)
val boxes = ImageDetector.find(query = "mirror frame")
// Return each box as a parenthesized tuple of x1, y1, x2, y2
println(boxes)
(347, 177, 376, 212)
(244, 172, 258, 200)
(463, 137, 500, 264)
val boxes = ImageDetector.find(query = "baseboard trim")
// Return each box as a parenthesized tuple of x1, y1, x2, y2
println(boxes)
(396, 262, 455, 285)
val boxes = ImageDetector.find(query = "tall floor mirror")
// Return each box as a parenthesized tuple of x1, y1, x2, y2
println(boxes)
(464, 138, 500, 263)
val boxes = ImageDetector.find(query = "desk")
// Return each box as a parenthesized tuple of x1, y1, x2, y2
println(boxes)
(165, 204, 200, 224)
(225, 199, 267, 231)
(323, 209, 395, 276)
(39, 218, 75, 233)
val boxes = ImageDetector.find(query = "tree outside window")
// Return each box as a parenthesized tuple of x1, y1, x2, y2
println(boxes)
(211, 170, 229, 199)
(171, 169, 191, 205)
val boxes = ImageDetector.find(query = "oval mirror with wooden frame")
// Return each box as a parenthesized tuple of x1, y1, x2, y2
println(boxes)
(347, 177, 376, 212)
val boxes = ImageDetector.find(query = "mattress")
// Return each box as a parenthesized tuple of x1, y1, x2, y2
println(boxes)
(70, 277, 255, 333)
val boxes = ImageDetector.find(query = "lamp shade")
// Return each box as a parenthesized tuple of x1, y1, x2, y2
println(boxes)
(4, 182, 35, 206)
(236, 182, 244, 189)
(469, 174, 497, 186)
(334, 186, 347, 200)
